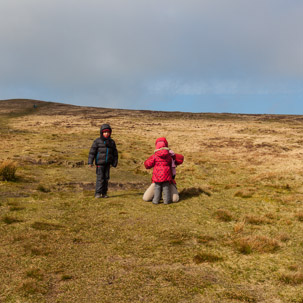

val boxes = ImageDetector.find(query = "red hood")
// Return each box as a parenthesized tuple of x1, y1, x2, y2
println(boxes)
(155, 137, 168, 148)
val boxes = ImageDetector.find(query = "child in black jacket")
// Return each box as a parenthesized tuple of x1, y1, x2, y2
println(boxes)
(88, 124, 118, 198)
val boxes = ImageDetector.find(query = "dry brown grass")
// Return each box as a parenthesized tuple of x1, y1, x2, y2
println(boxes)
(295, 212, 303, 222)
(233, 221, 245, 233)
(214, 209, 233, 222)
(279, 271, 303, 285)
(277, 233, 290, 242)
(223, 289, 258, 302)
(2, 99, 303, 302)
(234, 189, 255, 198)
(244, 215, 269, 225)
(234, 235, 280, 254)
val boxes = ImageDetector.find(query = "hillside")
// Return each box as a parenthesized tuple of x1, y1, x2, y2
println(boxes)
(1, 99, 303, 302)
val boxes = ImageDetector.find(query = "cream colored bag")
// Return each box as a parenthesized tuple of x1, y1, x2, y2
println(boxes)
(143, 183, 179, 202)
(142, 183, 155, 201)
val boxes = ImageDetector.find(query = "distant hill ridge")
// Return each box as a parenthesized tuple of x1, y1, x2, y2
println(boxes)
(1, 98, 301, 121)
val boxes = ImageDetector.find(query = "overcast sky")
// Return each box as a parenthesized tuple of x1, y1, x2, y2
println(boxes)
(0, 0, 302, 114)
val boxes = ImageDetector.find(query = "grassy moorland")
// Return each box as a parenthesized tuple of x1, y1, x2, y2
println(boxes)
(1, 99, 303, 302)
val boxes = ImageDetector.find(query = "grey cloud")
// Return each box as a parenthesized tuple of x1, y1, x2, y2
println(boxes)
(0, 0, 302, 108)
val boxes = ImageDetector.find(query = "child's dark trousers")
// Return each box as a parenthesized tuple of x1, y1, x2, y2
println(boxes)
(95, 164, 110, 195)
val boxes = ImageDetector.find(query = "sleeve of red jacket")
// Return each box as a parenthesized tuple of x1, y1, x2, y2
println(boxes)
(144, 155, 155, 169)
(175, 154, 184, 165)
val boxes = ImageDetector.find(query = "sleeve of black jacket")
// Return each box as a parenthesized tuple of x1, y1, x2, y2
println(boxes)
(88, 140, 98, 165)
(112, 141, 118, 167)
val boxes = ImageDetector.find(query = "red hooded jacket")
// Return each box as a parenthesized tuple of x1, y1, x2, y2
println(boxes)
(144, 138, 173, 183)
(144, 149, 173, 182)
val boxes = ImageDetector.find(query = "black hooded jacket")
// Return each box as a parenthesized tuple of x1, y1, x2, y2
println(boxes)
(88, 124, 118, 167)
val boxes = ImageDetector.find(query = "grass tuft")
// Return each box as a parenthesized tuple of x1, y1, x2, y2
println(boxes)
(19, 281, 47, 295)
(279, 271, 303, 285)
(234, 189, 254, 198)
(235, 239, 253, 255)
(179, 186, 211, 197)
(23, 244, 50, 256)
(37, 184, 51, 192)
(233, 221, 245, 233)
(0, 160, 17, 181)
(193, 252, 223, 264)
(61, 274, 73, 281)
(235, 235, 280, 254)
(31, 221, 63, 230)
(2, 215, 23, 224)
(244, 215, 268, 225)
(288, 264, 299, 271)
(295, 212, 303, 222)
(224, 289, 257, 302)
(9, 205, 26, 211)
(196, 235, 215, 244)
(26, 268, 44, 280)
(278, 233, 290, 242)
(215, 209, 233, 222)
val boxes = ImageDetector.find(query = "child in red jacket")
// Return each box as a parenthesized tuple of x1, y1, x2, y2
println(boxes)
(143, 150, 184, 203)
(144, 137, 173, 204)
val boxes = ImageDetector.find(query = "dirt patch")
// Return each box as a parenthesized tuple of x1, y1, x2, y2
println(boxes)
(0, 192, 30, 198)
(19, 157, 86, 167)
(55, 181, 150, 191)
(19, 157, 43, 165)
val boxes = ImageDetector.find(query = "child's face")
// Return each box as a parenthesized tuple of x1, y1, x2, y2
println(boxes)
(103, 131, 110, 138)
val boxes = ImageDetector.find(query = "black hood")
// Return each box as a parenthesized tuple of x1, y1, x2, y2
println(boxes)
(100, 124, 112, 140)
(100, 124, 112, 134)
